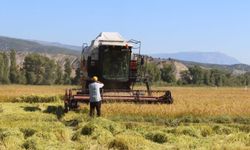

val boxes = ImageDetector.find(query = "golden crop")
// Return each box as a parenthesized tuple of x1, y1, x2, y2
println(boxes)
(90, 86, 250, 117)
(0, 85, 76, 102)
(0, 85, 250, 149)
(1, 85, 250, 117)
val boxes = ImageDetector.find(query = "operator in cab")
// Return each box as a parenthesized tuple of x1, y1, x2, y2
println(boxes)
(88, 76, 104, 117)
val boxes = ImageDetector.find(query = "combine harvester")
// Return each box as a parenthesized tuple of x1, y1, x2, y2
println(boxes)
(64, 32, 173, 111)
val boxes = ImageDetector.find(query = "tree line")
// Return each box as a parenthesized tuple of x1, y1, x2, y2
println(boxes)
(144, 62, 250, 87)
(1, 49, 250, 86)
(0, 50, 80, 85)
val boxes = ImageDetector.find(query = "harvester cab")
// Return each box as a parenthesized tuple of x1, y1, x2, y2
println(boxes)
(64, 32, 173, 111)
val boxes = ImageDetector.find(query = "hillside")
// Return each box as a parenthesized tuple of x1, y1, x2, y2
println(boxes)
(147, 56, 250, 78)
(0, 36, 79, 55)
(151, 52, 240, 65)
(0, 36, 81, 76)
(176, 59, 250, 73)
(34, 40, 81, 51)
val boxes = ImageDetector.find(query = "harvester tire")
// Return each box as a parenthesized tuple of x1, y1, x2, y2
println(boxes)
(69, 100, 78, 110)
(64, 102, 69, 113)
(165, 90, 174, 104)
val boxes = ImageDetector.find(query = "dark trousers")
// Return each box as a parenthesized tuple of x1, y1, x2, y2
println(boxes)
(89, 101, 101, 117)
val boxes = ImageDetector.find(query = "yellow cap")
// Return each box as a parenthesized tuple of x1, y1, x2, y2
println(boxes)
(92, 76, 98, 81)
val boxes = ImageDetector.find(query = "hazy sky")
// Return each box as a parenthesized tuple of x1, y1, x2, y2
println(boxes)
(1, 0, 250, 64)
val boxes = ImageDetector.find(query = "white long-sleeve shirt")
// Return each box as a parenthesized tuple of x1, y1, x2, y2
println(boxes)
(88, 82, 104, 102)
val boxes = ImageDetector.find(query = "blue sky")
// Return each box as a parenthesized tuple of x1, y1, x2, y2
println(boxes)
(1, 0, 250, 64)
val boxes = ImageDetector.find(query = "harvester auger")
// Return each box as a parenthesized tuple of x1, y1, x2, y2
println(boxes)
(64, 32, 173, 111)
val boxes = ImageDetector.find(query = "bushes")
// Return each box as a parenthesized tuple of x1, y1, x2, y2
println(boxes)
(212, 125, 234, 135)
(233, 117, 250, 124)
(78, 118, 117, 144)
(81, 123, 96, 135)
(200, 126, 213, 137)
(1, 100, 250, 149)
(13, 95, 62, 103)
(108, 138, 129, 150)
(0, 128, 24, 149)
(226, 132, 250, 144)
(145, 131, 168, 143)
(172, 126, 199, 137)
(212, 116, 233, 124)
(22, 138, 39, 150)
(108, 133, 159, 150)
(20, 128, 36, 138)
(83, 118, 124, 135)
(44, 105, 65, 119)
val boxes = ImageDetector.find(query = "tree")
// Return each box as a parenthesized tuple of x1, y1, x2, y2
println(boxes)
(189, 65, 203, 85)
(23, 53, 40, 84)
(72, 67, 81, 85)
(243, 72, 250, 86)
(160, 64, 176, 83)
(145, 62, 161, 82)
(17, 68, 26, 84)
(55, 63, 64, 84)
(43, 58, 56, 85)
(245, 72, 250, 86)
(178, 70, 191, 85)
(63, 58, 72, 84)
(26, 72, 36, 84)
(23, 53, 57, 85)
(0, 53, 4, 84)
(203, 70, 211, 85)
(210, 69, 225, 87)
(1, 52, 10, 84)
(9, 49, 18, 83)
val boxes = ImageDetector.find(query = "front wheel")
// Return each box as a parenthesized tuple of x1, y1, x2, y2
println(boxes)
(64, 102, 69, 113)
(164, 90, 173, 104)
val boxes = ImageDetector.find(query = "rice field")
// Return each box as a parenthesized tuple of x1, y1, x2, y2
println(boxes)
(0, 85, 250, 149)
(0, 85, 74, 102)
(102, 86, 250, 117)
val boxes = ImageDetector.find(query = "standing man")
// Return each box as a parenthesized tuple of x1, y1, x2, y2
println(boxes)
(88, 76, 104, 117)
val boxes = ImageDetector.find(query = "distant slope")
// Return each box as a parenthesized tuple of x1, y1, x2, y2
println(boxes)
(151, 52, 240, 65)
(0, 36, 79, 55)
(34, 40, 82, 51)
(177, 59, 250, 72)
(15, 51, 79, 70)
(148, 55, 250, 78)
(154, 57, 250, 77)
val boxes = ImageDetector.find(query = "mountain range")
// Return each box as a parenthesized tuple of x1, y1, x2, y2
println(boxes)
(151, 52, 240, 65)
(0, 35, 241, 65)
